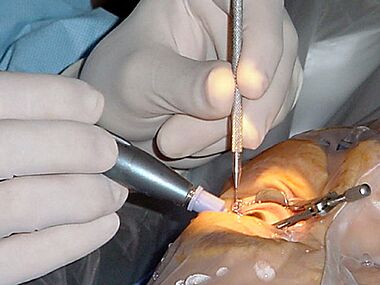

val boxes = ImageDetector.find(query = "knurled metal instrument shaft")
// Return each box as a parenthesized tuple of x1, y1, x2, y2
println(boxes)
(231, 0, 243, 193)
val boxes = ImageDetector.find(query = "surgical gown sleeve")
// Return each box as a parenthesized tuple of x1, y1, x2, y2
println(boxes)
(0, 0, 118, 74)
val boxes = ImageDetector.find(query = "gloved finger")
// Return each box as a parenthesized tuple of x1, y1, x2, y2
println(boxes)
(156, 114, 227, 158)
(237, 0, 285, 99)
(193, 0, 285, 99)
(242, 11, 299, 149)
(208, 0, 285, 98)
(185, 136, 227, 158)
(190, 136, 228, 157)
(0, 174, 128, 238)
(129, 47, 235, 119)
(0, 120, 117, 179)
(187, 0, 230, 59)
(0, 72, 104, 123)
(138, 8, 298, 160)
(0, 214, 119, 285)
(271, 57, 303, 127)
(133, 140, 220, 170)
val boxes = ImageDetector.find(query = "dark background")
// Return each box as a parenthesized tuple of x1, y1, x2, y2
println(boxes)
(92, 0, 140, 19)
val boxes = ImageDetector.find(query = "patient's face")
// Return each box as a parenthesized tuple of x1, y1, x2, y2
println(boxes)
(149, 127, 380, 285)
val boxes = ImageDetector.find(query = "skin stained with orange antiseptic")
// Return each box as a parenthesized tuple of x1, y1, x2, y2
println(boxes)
(148, 132, 380, 285)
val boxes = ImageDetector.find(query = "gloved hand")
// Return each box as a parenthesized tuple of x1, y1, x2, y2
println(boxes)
(0, 72, 128, 285)
(80, 0, 302, 169)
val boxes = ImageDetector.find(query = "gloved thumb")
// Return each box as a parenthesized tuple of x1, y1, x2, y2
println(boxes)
(139, 47, 235, 120)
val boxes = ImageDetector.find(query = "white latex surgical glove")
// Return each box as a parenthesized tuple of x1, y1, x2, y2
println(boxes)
(0, 72, 128, 285)
(80, 0, 303, 169)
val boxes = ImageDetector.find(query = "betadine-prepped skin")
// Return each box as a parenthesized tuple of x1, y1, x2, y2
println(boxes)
(148, 127, 380, 285)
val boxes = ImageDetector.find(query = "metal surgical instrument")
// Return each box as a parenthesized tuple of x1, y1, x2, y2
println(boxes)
(273, 184, 371, 229)
(231, 0, 243, 207)
(104, 135, 226, 213)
